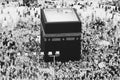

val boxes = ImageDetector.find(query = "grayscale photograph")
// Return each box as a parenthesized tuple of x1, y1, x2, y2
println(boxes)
(0, 0, 120, 80)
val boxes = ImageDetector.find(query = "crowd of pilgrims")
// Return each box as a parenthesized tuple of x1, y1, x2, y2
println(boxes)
(0, 0, 120, 80)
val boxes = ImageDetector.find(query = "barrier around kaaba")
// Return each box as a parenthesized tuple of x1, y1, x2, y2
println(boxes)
(41, 8, 81, 62)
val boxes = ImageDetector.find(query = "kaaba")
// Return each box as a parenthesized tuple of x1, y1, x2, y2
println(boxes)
(41, 8, 81, 62)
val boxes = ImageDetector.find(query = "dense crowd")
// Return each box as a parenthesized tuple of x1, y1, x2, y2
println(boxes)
(0, 0, 120, 80)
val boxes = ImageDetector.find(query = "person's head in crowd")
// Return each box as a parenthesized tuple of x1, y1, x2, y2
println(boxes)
(2, 3, 5, 6)
(6, 1, 9, 4)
